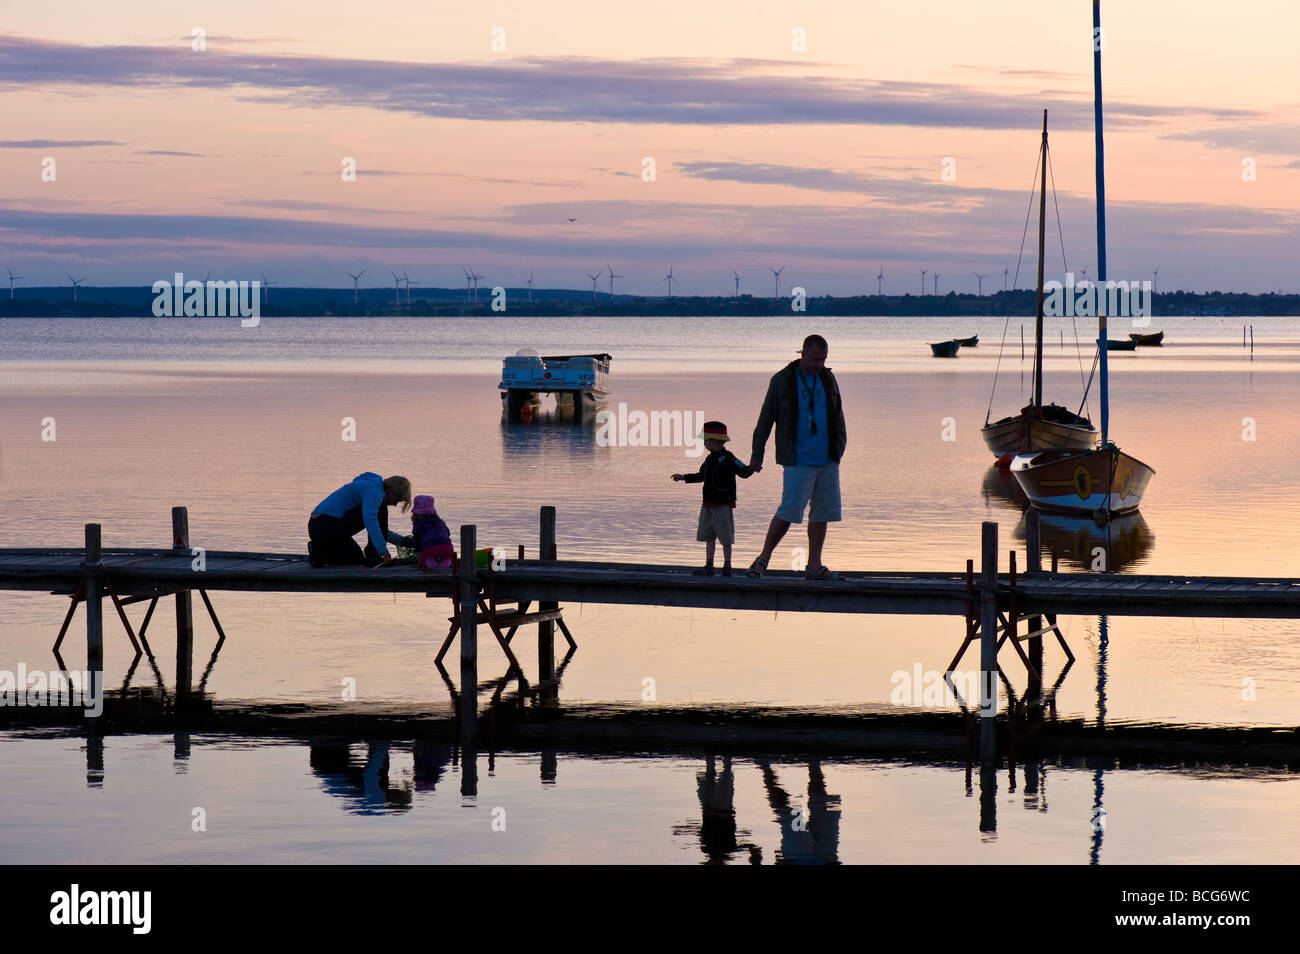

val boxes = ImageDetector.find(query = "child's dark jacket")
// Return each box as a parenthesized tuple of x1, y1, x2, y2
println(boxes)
(682, 449, 754, 505)
(412, 513, 452, 549)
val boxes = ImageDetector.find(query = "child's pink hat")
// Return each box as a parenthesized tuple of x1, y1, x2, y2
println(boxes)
(413, 495, 436, 514)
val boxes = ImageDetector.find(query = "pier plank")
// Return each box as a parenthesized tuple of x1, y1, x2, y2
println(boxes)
(6, 548, 1300, 618)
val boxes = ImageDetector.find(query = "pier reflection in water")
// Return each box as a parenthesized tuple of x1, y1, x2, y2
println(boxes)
(8, 721, 1296, 864)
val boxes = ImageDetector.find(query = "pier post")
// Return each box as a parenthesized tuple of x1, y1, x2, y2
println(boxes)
(172, 507, 194, 707)
(458, 524, 479, 794)
(980, 522, 998, 762)
(83, 524, 103, 716)
(538, 506, 557, 684)
(1025, 511, 1044, 714)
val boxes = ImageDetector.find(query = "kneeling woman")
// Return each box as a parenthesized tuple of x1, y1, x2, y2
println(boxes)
(309, 473, 411, 567)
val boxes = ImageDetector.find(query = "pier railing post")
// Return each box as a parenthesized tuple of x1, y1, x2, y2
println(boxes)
(172, 507, 194, 706)
(980, 522, 999, 763)
(1024, 510, 1044, 714)
(538, 506, 557, 684)
(458, 524, 479, 793)
(83, 524, 103, 716)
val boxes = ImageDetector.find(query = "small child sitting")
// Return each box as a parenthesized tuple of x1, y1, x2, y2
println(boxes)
(411, 495, 454, 569)
(672, 420, 755, 575)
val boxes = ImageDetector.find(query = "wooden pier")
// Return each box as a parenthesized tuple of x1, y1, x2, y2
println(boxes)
(4, 506, 1300, 766)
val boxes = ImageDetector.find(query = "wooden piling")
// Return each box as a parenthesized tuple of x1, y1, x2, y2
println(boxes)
(538, 506, 557, 683)
(458, 525, 479, 796)
(979, 522, 998, 761)
(173, 507, 194, 705)
(1025, 511, 1044, 712)
(458, 524, 479, 739)
(84, 524, 103, 711)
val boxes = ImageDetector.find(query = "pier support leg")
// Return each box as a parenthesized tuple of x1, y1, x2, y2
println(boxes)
(538, 506, 557, 686)
(84, 524, 103, 720)
(173, 507, 194, 708)
(979, 522, 999, 764)
(1025, 511, 1044, 718)
(458, 524, 479, 795)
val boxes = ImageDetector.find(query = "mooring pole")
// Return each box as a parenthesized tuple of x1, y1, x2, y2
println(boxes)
(172, 507, 194, 706)
(538, 506, 557, 684)
(458, 524, 479, 795)
(980, 522, 999, 762)
(1025, 510, 1044, 715)
(83, 524, 103, 715)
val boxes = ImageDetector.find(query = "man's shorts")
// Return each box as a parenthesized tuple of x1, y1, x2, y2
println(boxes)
(696, 504, 736, 544)
(776, 463, 842, 524)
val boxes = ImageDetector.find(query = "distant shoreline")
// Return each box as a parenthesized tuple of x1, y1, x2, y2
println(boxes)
(2, 287, 1296, 318)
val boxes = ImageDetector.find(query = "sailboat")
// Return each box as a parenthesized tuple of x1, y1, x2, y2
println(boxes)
(981, 113, 1098, 458)
(1011, 1, 1155, 517)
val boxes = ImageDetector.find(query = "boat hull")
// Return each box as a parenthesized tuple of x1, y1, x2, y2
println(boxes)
(930, 340, 960, 357)
(1010, 445, 1154, 515)
(1128, 331, 1164, 346)
(981, 411, 1099, 457)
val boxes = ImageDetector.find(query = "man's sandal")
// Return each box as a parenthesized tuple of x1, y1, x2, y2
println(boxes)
(745, 557, 769, 579)
(805, 565, 839, 581)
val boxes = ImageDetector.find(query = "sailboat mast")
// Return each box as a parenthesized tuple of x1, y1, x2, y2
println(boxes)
(1033, 109, 1048, 410)
(1093, 0, 1109, 444)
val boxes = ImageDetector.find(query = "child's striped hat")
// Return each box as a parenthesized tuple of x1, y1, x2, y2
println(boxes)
(698, 421, 730, 442)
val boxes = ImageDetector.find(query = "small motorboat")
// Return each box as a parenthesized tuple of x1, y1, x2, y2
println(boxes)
(929, 339, 960, 357)
(1105, 338, 1137, 351)
(958, 335, 979, 347)
(1128, 331, 1164, 346)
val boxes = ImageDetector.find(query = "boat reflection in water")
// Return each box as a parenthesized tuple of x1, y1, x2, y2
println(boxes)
(981, 465, 1154, 572)
(499, 397, 603, 458)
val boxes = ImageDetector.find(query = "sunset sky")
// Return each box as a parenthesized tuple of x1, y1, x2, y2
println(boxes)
(1, 0, 1297, 295)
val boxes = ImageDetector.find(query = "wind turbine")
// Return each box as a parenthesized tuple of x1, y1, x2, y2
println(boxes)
(1003, 266, 1009, 292)
(259, 272, 276, 305)
(525, 271, 534, 302)
(346, 269, 365, 304)
(393, 271, 403, 306)
(920, 268, 927, 295)
(606, 264, 622, 298)
(933, 273, 941, 296)
(664, 263, 675, 299)
(732, 268, 741, 297)
(876, 265, 886, 296)
(461, 266, 473, 302)
(471, 272, 485, 303)
(1153, 266, 1159, 294)
(1079, 265, 1088, 283)
(403, 272, 421, 305)
(6, 267, 22, 300)
(974, 272, 987, 296)
(769, 265, 784, 300)
(66, 273, 84, 303)
(586, 270, 603, 300)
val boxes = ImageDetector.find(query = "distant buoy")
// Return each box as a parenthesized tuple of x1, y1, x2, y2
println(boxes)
(520, 403, 533, 423)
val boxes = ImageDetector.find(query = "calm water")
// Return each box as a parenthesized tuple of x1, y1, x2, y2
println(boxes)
(2, 315, 1299, 863)
(1, 731, 1296, 865)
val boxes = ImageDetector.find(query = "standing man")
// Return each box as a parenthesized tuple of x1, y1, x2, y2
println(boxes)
(746, 335, 847, 579)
